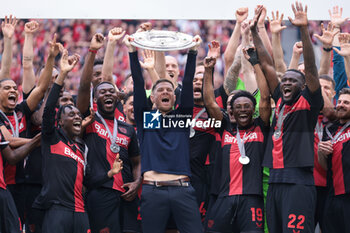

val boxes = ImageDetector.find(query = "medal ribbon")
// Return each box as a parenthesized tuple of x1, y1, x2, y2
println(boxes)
(0, 110, 19, 137)
(96, 112, 118, 148)
(326, 121, 350, 144)
(236, 127, 248, 161)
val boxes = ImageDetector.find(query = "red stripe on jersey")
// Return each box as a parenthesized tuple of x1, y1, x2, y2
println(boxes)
(0, 153, 6, 189)
(332, 127, 350, 195)
(50, 141, 86, 211)
(332, 143, 345, 195)
(216, 96, 224, 109)
(205, 154, 210, 165)
(229, 141, 243, 195)
(74, 159, 85, 212)
(272, 132, 284, 168)
(313, 119, 327, 187)
(4, 114, 27, 185)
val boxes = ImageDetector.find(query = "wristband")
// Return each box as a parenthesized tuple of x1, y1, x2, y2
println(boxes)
(323, 47, 332, 52)
(89, 49, 98, 54)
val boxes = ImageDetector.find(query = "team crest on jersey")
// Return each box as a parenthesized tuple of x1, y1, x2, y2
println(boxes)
(16, 112, 23, 119)
(119, 127, 127, 134)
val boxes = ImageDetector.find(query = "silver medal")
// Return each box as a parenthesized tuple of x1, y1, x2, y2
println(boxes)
(189, 127, 195, 138)
(274, 130, 281, 139)
(239, 156, 250, 165)
(110, 144, 120, 153)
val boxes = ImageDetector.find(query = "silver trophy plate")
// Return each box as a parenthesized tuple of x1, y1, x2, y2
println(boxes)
(130, 30, 196, 51)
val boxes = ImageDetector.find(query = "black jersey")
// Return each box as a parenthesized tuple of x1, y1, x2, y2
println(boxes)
(0, 101, 32, 185)
(263, 85, 323, 169)
(189, 105, 216, 179)
(33, 83, 87, 212)
(84, 117, 140, 192)
(217, 113, 268, 196)
(214, 85, 228, 110)
(324, 121, 350, 196)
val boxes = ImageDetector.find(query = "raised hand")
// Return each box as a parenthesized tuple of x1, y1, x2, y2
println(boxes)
(333, 33, 350, 57)
(256, 5, 267, 26)
(314, 23, 338, 47)
(122, 34, 136, 52)
(207, 40, 221, 59)
(268, 11, 287, 33)
(140, 50, 155, 69)
(204, 56, 216, 69)
(236, 7, 248, 23)
(108, 27, 125, 43)
(329, 6, 349, 28)
(241, 20, 250, 36)
(136, 22, 152, 33)
(242, 46, 259, 66)
(60, 50, 80, 73)
(90, 33, 104, 51)
(250, 5, 264, 30)
(48, 34, 63, 58)
(24, 21, 39, 34)
(1, 15, 18, 39)
(293, 41, 303, 55)
(288, 1, 308, 27)
(190, 35, 202, 51)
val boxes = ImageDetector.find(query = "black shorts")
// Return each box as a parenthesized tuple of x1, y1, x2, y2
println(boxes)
(322, 193, 350, 233)
(25, 184, 45, 233)
(141, 184, 202, 233)
(314, 186, 327, 231)
(7, 184, 26, 226)
(42, 205, 90, 233)
(86, 188, 121, 233)
(205, 195, 264, 233)
(191, 176, 210, 222)
(120, 197, 141, 233)
(266, 183, 316, 233)
(0, 188, 21, 233)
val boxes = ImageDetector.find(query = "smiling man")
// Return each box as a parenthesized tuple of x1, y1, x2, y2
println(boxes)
(77, 34, 141, 233)
(251, 3, 324, 233)
(125, 33, 203, 233)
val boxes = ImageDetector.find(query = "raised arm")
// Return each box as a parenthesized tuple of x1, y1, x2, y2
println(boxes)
(224, 7, 247, 76)
(241, 21, 258, 93)
(22, 21, 39, 94)
(256, 5, 273, 57)
(2, 133, 41, 165)
(243, 46, 271, 125)
(224, 47, 241, 95)
(250, 6, 279, 94)
(102, 27, 125, 84)
(268, 11, 287, 73)
(42, 49, 79, 136)
(178, 36, 200, 111)
(333, 33, 350, 86)
(288, 41, 303, 70)
(0, 15, 17, 80)
(140, 50, 160, 84)
(203, 57, 223, 121)
(288, 2, 319, 93)
(26, 34, 62, 112)
(76, 33, 104, 114)
(314, 23, 338, 75)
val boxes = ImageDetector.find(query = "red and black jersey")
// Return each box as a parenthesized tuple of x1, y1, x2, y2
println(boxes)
(0, 101, 32, 185)
(33, 83, 87, 212)
(84, 117, 140, 192)
(0, 132, 9, 190)
(92, 98, 125, 122)
(214, 85, 228, 110)
(217, 113, 268, 197)
(263, 85, 323, 169)
(189, 105, 216, 179)
(324, 121, 350, 196)
(313, 115, 328, 187)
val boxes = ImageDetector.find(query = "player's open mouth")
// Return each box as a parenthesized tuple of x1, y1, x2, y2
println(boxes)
(8, 94, 16, 105)
(238, 113, 248, 121)
(193, 87, 202, 93)
(161, 98, 170, 103)
(283, 87, 292, 98)
(73, 121, 81, 131)
(104, 98, 114, 107)
(168, 72, 174, 78)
